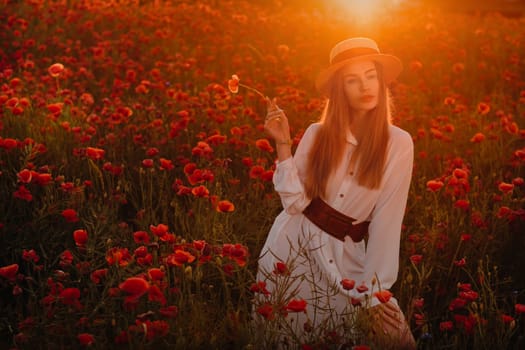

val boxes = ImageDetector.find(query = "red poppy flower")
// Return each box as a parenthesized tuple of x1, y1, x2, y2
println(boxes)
(459, 290, 478, 301)
(250, 281, 271, 295)
(106, 247, 132, 267)
(59, 287, 81, 305)
(85, 147, 105, 160)
(0, 264, 19, 281)
(22, 249, 39, 263)
(133, 230, 150, 244)
(159, 158, 174, 171)
(48, 63, 64, 78)
(477, 102, 490, 115)
(470, 132, 485, 143)
(77, 333, 95, 346)
(340, 278, 356, 290)
(222, 243, 249, 267)
(216, 200, 235, 212)
(148, 284, 166, 305)
(426, 180, 444, 192)
(90, 269, 108, 284)
(410, 254, 423, 264)
(498, 182, 514, 194)
(142, 159, 154, 168)
(148, 268, 165, 281)
(150, 224, 169, 237)
(356, 283, 369, 293)
(439, 320, 454, 331)
(285, 298, 307, 313)
(256, 302, 275, 320)
(374, 290, 393, 303)
(454, 199, 470, 211)
(515, 304, 525, 314)
(255, 139, 274, 153)
(273, 261, 289, 275)
(191, 185, 209, 198)
(249, 165, 265, 179)
(47, 102, 64, 115)
(73, 229, 88, 247)
(166, 250, 196, 267)
(228, 74, 240, 93)
(501, 314, 514, 324)
(62, 209, 79, 223)
(119, 277, 150, 297)
(14, 185, 33, 201)
(17, 169, 33, 183)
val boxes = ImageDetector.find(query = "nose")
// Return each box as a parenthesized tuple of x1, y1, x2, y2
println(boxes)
(359, 77, 369, 91)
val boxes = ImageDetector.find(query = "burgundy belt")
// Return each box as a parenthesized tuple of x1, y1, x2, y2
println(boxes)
(302, 197, 370, 242)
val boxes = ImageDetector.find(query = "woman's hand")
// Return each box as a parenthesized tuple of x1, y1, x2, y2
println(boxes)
(368, 301, 417, 350)
(264, 97, 292, 161)
(264, 97, 291, 145)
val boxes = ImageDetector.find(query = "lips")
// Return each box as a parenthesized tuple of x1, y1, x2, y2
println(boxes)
(360, 95, 375, 102)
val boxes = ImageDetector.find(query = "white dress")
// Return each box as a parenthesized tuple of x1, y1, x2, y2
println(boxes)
(255, 122, 414, 338)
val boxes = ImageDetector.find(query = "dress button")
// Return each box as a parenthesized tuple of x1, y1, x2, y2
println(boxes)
(350, 171, 354, 176)
(329, 259, 333, 263)
(339, 193, 344, 198)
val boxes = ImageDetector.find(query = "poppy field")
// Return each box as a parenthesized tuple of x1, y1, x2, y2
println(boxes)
(1, 0, 524, 349)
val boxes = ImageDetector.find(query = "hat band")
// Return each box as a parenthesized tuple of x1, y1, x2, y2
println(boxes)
(331, 47, 379, 64)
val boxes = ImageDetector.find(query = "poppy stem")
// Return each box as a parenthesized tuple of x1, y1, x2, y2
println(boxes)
(238, 83, 266, 99)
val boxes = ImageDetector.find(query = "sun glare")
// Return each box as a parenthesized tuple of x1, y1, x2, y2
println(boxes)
(329, 0, 405, 23)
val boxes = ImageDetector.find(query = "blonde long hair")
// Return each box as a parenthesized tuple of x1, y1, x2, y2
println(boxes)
(304, 63, 392, 199)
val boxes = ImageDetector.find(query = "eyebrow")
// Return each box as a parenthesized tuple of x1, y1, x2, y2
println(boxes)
(344, 68, 377, 77)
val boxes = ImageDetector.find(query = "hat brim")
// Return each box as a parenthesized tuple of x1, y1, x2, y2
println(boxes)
(315, 54, 403, 93)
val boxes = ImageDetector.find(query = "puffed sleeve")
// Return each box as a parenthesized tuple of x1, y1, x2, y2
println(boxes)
(272, 123, 319, 214)
(353, 129, 414, 306)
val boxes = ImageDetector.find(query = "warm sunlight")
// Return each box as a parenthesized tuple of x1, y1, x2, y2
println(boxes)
(328, 0, 406, 23)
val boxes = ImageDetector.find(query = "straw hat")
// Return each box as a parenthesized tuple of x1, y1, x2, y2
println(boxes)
(315, 37, 403, 93)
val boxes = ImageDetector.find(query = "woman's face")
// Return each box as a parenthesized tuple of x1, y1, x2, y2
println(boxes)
(341, 60, 380, 115)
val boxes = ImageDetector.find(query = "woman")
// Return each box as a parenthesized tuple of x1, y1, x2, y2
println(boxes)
(256, 37, 416, 348)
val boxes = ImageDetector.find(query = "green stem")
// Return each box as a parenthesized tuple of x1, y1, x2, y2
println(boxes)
(238, 83, 266, 99)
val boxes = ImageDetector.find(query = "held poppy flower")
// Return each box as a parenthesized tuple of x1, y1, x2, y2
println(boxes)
(356, 282, 369, 293)
(227, 74, 266, 98)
